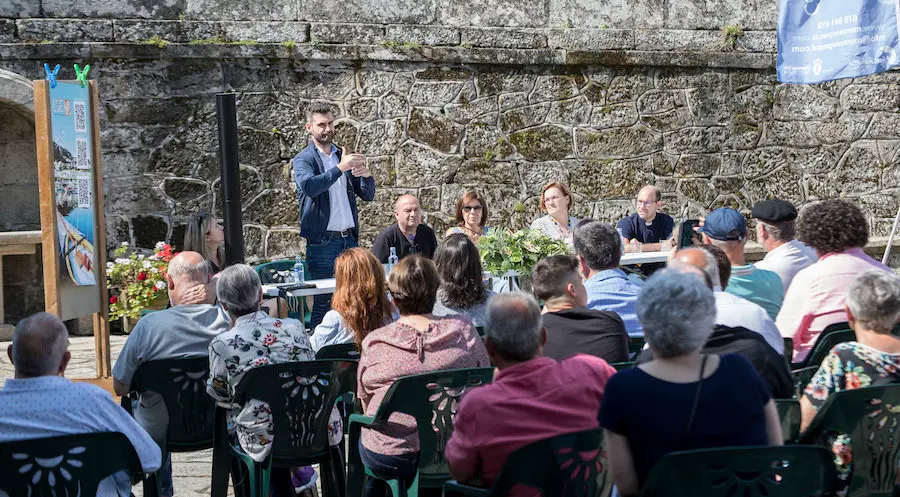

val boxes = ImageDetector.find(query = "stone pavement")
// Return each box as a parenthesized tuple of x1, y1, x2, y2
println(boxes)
(0, 335, 326, 497)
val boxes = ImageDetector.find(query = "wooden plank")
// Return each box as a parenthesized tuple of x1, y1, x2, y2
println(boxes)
(90, 80, 111, 379)
(0, 244, 36, 256)
(33, 80, 62, 318)
(0, 231, 42, 244)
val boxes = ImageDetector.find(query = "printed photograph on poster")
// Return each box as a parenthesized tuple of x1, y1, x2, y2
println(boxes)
(50, 81, 96, 286)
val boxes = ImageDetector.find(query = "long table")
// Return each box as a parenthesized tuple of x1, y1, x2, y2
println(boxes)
(263, 250, 672, 298)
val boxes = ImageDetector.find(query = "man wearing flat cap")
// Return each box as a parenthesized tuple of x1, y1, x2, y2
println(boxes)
(752, 199, 818, 293)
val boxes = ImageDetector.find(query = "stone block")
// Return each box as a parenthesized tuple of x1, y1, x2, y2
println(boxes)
(345, 97, 378, 121)
(408, 107, 465, 154)
(101, 151, 148, 178)
(418, 186, 441, 211)
(0, 20, 15, 42)
(476, 73, 536, 97)
(675, 154, 720, 177)
(113, 20, 220, 43)
(222, 21, 309, 43)
(243, 189, 298, 226)
(575, 126, 662, 159)
(590, 103, 638, 129)
(547, 0, 634, 29)
(162, 177, 209, 203)
(395, 142, 459, 187)
(759, 121, 818, 148)
(17, 19, 115, 42)
(293, 69, 357, 99)
(530, 75, 584, 103)
(460, 27, 547, 48)
(243, 224, 265, 260)
(311, 23, 384, 44)
(132, 215, 170, 249)
(266, 229, 303, 259)
(635, 29, 722, 52)
(841, 84, 900, 112)
(357, 119, 405, 156)
(408, 81, 464, 106)
(366, 156, 396, 186)
(501, 102, 551, 132)
(104, 97, 201, 125)
(41, 0, 183, 18)
(464, 121, 514, 160)
(100, 126, 143, 150)
(678, 178, 717, 207)
(444, 96, 499, 123)
(439, 0, 547, 27)
(301, 0, 433, 23)
(640, 108, 693, 133)
(385, 25, 460, 46)
(186, 0, 299, 20)
(637, 89, 686, 114)
(593, 199, 636, 224)
(865, 113, 900, 140)
(566, 157, 654, 200)
(519, 161, 568, 195)
(547, 28, 634, 51)
(606, 72, 654, 105)
(0, 0, 39, 17)
(772, 84, 839, 121)
(548, 96, 591, 125)
(663, 0, 775, 30)
(739, 31, 776, 52)
(745, 165, 805, 205)
(663, 126, 727, 154)
(509, 125, 573, 161)
(456, 159, 518, 185)
(379, 92, 409, 118)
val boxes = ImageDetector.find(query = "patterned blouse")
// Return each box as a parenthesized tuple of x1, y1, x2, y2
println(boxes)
(803, 342, 900, 486)
(357, 316, 490, 455)
(207, 311, 342, 462)
(530, 215, 578, 241)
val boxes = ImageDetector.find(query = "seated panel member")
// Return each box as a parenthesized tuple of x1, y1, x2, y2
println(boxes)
(371, 194, 438, 262)
(616, 185, 675, 251)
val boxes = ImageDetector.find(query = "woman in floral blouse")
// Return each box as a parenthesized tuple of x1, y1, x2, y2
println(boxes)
(357, 255, 490, 497)
(206, 264, 342, 496)
(801, 269, 900, 490)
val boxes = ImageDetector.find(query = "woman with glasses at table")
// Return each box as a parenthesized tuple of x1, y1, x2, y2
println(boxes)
(530, 182, 578, 243)
(446, 190, 490, 243)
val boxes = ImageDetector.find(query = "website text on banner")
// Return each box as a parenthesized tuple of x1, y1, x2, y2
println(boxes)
(777, 0, 900, 83)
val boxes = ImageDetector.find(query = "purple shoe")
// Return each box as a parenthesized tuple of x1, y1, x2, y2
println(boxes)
(291, 466, 318, 493)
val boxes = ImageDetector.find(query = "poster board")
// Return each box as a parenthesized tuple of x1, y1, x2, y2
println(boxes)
(33, 79, 111, 377)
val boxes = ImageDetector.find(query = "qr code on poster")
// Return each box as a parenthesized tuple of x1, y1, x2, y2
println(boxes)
(76, 138, 88, 169)
(74, 101, 86, 132)
(77, 175, 91, 208)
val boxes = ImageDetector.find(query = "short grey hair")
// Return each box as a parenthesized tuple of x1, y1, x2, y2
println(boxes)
(484, 292, 542, 361)
(12, 312, 69, 377)
(846, 269, 900, 333)
(216, 264, 262, 316)
(572, 219, 622, 270)
(637, 269, 716, 358)
(668, 248, 721, 291)
(758, 219, 796, 242)
(167, 256, 209, 282)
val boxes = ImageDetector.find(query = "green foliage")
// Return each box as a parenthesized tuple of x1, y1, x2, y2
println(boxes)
(478, 229, 571, 275)
(562, 19, 574, 29)
(143, 36, 169, 48)
(281, 40, 296, 50)
(107, 242, 173, 323)
(722, 24, 745, 50)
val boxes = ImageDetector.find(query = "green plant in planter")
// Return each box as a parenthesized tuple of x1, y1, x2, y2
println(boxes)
(107, 242, 173, 329)
(478, 229, 571, 276)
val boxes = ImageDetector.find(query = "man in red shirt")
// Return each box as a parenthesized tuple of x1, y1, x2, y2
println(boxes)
(445, 291, 617, 489)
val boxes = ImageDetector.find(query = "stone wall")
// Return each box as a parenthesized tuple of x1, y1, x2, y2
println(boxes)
(0, 1, 899, 262)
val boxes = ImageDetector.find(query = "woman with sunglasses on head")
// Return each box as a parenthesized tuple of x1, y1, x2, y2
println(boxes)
(446, 190, 490, 244)
(530, 182, 578, 243)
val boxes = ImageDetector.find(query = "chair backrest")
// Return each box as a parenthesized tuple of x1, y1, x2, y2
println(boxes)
(372, 367, 494, 486)
(0, 432, 144, 497)
(486, 429, 610, 497)
(233, 359, 358, 461)
(802, 385, 900, 495)
(628, 337, 645, 359)
(791, 365, 819, 399)
(774, 399, 801, 443)
(610, 361, 635, 371)
(795, 323, 855, 369)
(782, 337, 793, 363)
(130, 356, 216, 451)
(315, 342, 360, 360)
(254, 259, 296, 284)
(641, 445, 837, 497)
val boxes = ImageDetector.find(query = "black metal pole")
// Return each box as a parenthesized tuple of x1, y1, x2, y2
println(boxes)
(216, 93, 245, 266)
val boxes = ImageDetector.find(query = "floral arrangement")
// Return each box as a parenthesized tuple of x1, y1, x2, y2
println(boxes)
(107, 241, 173, 322)
(478, 229, 571, 276)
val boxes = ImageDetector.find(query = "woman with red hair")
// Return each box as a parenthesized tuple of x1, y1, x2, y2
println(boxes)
(530, 181, 578, 242)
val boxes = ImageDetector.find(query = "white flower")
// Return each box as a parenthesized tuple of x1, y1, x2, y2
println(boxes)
(142, 260, 152, 269)
(155, 241, 166, 251)
(155, 280, 166, 290)
(150, 267, 159, 273)
(107, 262, 114, 270)
(115, 258, 129, 265)
(121, 242, 129, 247)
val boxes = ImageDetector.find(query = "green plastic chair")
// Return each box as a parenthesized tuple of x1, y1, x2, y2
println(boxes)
(791, 365, 820, 399)
(0, 432, 145, 497)
(443, 429, 611, 497)
(799, 385, 900, 496)
(610, 361, 635, 371)
(316, 342, 361, 360)
(792, 323, 855, 370)
(775, 399, 801, 443)
(628, 337, 645, 358)
(783, 337, 793, 364)
(121, 357, 216, 497)
(475, 326, 485, 338)
(348, 367, 495, 497)
(640, 445, 838, 497)
(226, 359, 357, 497)
(254, 259, 312, 326)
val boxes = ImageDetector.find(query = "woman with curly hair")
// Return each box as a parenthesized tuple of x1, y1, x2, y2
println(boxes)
(432, 233, 495, 327)
(310, 248, 395, 351)
(777, 199, 892, 361)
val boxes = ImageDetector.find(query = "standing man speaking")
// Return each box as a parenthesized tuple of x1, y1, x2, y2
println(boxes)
(294, 103, 375, 328)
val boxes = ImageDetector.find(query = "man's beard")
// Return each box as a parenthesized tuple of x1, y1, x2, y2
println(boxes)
(315, 133, 333, 145)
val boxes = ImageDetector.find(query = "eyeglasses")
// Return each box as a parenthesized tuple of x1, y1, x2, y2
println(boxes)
(544, 195, 567, 203)
(462, 205, 483, 212)
(636, 200, 657, 207)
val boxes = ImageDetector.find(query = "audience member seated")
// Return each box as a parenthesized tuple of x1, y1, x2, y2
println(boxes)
(0, 313, 161, 497)
(445, 190, 490, 243)
(445, 292, 617, 490)
(311, 248, 395, 352)
(112, 251, 229, 496)
(651, 249, 792, 398)
(778, 199, 892, 362)
(372, 194, 438, 262)
(751, 199, 817, 293)
(800, 269, 900, 487)
(357, 255, 489, 497)
(531, 255, 629, 364)
(616, 185, 675, 252)
(207, 264, 339, 497)
(600, 270, 783, 496)
(699, 207, 784, 320)
(573, 220, 643, 336)
(530, 182, 579, 242)
(432, 234, 496, 327)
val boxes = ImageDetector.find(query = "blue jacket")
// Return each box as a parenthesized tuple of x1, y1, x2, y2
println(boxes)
(292, 142, 376, 244)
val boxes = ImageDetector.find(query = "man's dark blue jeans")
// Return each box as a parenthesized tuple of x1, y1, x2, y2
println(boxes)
(306, 233, 358, 329)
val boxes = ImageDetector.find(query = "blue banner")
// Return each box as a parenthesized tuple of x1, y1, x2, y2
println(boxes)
(778, 0, 900, 83)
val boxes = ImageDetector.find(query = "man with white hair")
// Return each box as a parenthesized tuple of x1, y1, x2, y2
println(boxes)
(112, 251, 230, 497)
(446, 292, 617, 489)
(371, 194, 438, 262)
(751, 199, 817, 292)
(0, 312, 161, 496)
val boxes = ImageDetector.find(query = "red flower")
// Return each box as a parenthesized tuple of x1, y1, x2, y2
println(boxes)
(152, 286, 159, 292)
(137, 272, 147, 281)
(110, 295, 118, 304)
(846, 372, 862, 390)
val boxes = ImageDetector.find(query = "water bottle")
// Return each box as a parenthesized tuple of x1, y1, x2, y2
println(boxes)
(293, 255, 305, 282)
(387, 247, 399, 274)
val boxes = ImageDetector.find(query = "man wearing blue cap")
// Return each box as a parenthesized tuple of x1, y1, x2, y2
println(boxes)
(699, 208, 784, 321)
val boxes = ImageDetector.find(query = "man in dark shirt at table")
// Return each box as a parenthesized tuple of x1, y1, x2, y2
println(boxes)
(616, 185, 675, 250)
(532, 254, 629, 364)
(371, 194, 438, 262)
